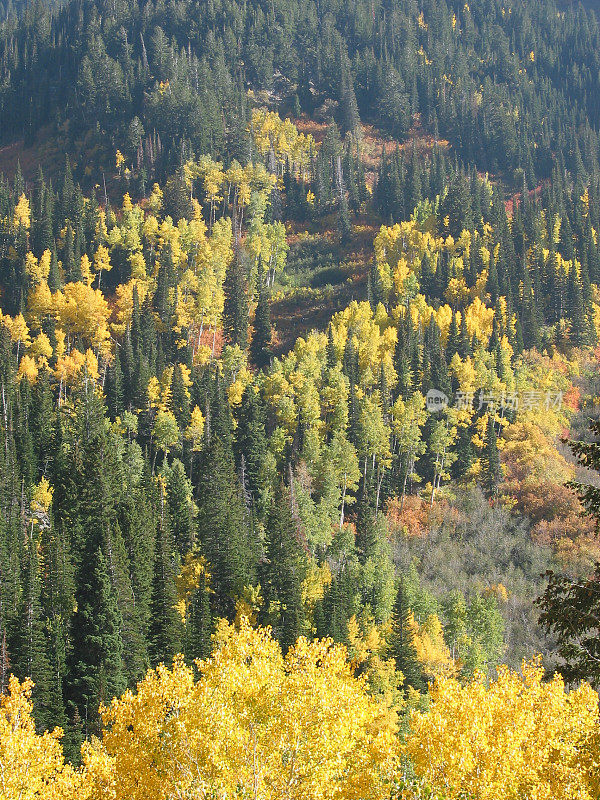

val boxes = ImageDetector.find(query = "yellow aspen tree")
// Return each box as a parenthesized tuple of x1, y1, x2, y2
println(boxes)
(7, 312, 31, 361)
(0, 677, 82, 800)
(84, 619, 398, 800)
(94, 245, 112, 288)
(405, 660, 599, 800)
(13, 193, 31, 229)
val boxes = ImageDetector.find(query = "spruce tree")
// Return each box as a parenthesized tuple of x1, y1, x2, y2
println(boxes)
(185, 581, 213, 663)
(171, 363, 191, 427)
(197, 436, 256, 619)
(387, 580, 426, 692)
(163, 458, 196, 555)
(567, 265, 588, 346)
(12, 536, 53, 732)
(234, 387, 267, 504)
(55, 390, 127, 742)
(260, 483, 306, 653)
(105, 350, 124, 419)
(482, 414, 501, 499)
(148, 487, 182, 664)
(67, 546, 126, 740)
(223, 256, 249, 350)
(250, 264, 272, 370)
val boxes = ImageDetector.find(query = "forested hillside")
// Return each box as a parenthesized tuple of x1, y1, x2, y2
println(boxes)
(1, 0, 600, 797)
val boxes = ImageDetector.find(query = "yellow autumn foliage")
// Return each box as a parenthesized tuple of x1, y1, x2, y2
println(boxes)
(13, 193, 31, 229)
(0, 677, 81, 800)
(405, 660, 599, 800)
(82, 619, 398, 800)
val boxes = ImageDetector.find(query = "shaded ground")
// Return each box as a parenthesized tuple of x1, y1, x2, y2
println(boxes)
(271, 211, 379, 354)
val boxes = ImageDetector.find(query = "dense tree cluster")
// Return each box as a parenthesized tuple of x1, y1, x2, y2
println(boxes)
(0, 0, 599, 790)
(2, 0, 600, 191)
(3, 624, 599, 800)
(0, 108, 594, 752)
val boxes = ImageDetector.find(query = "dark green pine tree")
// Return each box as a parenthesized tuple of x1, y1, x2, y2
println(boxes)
(406, 145, 422, 215)
(337, 184, 352, 244)
(250, 262, 272, 370)
(164, 458, 196, 556)
(105, 349, 124, 419)
(234, 387, 267, 505)
(208, 369, 235, 450)
(184, 580, 213, 663)
(339, 55, 361, 136)
(446, 310, 460, 362)
(56, 391, 127, 744)
(32, 169, 54, 257)
(567, 265, 588, 346)
(68, 545, 126, 741)
(38, 519, 72, 739)
(119, 467, 156, 658)
(171, 363, 191, 427)
(450, 423, 471, 481)
(387, 580, 426, 692)
(486, 253, 500, 305)
(106, 519, 148, 685)
(148, 487, 182, 665)
(13, 159, 24, 197)
(439, 175, 473, 239)
(520, 269, 541, 350)
(482, 414, 501, 499)
(260, 483, 306, 653)
(12, 536, 54, 732)
(223, 255, 249, 350)
(154, 244, 176, 324)
(319, 565, 357, 643)
(59, 157, 74, 224)
(197, 436, 256, 619)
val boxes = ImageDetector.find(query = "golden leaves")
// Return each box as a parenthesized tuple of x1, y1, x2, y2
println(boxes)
(0, 677, 82, 800)
(13, 193, 31, 229)
(404, 660, 599, 800)
(87, 619, 398, 800)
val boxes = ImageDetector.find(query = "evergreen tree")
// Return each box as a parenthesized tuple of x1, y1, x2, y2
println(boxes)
(250, 264, 272, 370)
(197, 436, 256, 619)
(223, 256, 249, 350)
(184, 580, 212, 663)
(482, 414, 501, 499)
(67, 546, 126, 741)
(260, 483, 306, 653)
(163, 458, 196, 555)
(387, 580, 426, 692)
(56, 391, 127, 743)
(12, 536, 53, 732)
(234, 387, 267, 505)
(148, 485, 182, 664)
(171, 363, 191, 427)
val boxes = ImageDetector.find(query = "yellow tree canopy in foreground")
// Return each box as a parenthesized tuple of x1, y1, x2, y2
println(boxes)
(404, 660, 600, 800)
(83, 618, 398, 800)
(0, 676, 81, 800)
(3, 630, 600, 800)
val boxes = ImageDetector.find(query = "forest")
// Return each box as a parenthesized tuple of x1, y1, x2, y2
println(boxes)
(1, 0, 600, 797)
